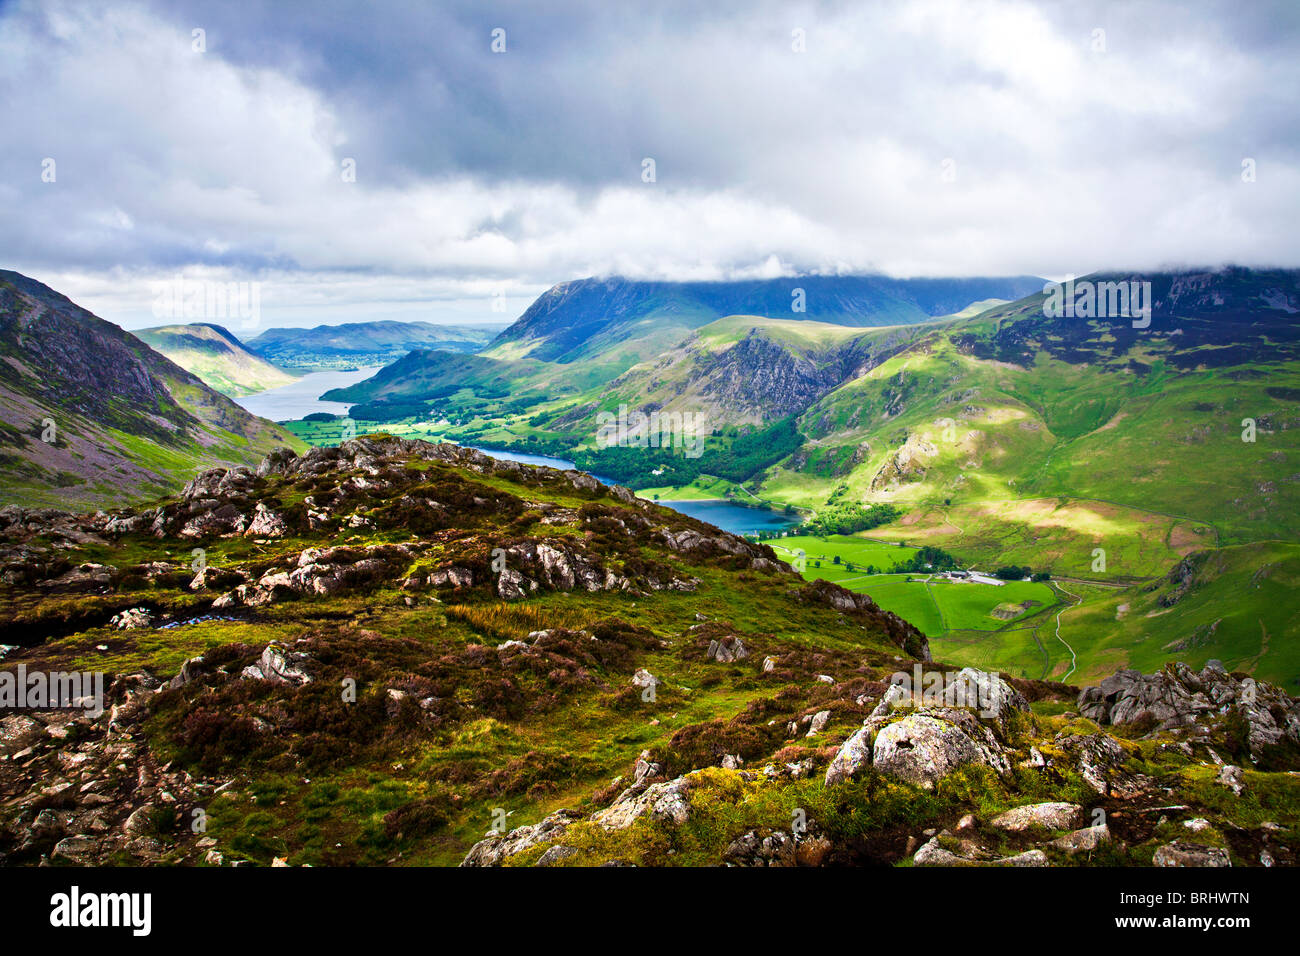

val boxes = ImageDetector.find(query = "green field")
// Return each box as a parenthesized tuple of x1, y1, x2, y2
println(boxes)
(770, 534, 1059, 653)
(766, 532, 1300, 690)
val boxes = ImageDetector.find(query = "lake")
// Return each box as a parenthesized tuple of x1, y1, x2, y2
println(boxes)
(232, 382, 797, 537)
(469, 446, 797, 536)
(233, 366, 382, 421)
(652, 499, 798, 536)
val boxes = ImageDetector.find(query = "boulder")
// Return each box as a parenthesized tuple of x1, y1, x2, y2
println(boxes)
(953, 667, 1028, 732)
(1152, 841, 1232, 867)
(824, 725, 874, 786)
(805, 710, 831, 737)
(871, 711, 1009, 790)
(1054, 733, 1139, 796)
(1216, 764, 1245, 795)
(109, 607, 153, 630)
(913, 837, 1049, 867)
(1050, 824, 1112, 853)
(535, 845, 580, 867)
(724, 829, 796, 867)
(244, 503, 288, 538)
(592, 775, 693, 830)
(240, 642, 313, 685)
(706, 635, 748, 663)
(990, 802, 1085, 833)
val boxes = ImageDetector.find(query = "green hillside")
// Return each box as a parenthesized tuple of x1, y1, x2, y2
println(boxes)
(134, 323, 300, 397)
(0, 272, 305, 510)
(270, 268, 1300, 687)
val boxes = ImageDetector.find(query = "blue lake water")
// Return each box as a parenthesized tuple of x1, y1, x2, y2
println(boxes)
(233, 377, 796, 537)
(653, 499, 798, 536)
(469, 446, 796, 536)
(465, 446, 617, 484)
(233, 366, 382, 421)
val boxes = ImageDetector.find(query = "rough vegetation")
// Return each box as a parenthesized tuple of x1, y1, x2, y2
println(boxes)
(1, 436, 1296, 867)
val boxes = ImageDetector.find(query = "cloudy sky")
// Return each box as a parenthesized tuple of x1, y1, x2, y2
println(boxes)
(2, 0, 1298, 330)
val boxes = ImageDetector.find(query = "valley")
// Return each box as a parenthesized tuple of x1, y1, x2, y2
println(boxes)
(225, 268, 1300, 693)
(2, 268, 1299, 871)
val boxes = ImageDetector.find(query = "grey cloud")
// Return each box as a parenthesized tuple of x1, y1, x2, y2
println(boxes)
(1, 0, 1298, 327)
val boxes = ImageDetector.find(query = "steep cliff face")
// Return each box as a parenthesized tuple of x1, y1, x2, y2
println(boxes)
(599, 319, 930, 428)
(680, 331, 849, 420)
(0, 270, 302, 509)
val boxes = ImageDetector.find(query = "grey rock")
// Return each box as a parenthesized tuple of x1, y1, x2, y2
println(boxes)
(459, 809, 582, 867)
(871, 711, 1009, 790)
(991, 802, 1085, 832)
(240, 642, 313, 685)
(1152, 841, 1232, 867)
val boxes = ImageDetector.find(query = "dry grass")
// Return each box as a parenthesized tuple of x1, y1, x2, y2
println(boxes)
(445, 601, 588, 642)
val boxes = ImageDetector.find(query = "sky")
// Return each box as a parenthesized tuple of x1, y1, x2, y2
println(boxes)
(1, 0, 1298, 331)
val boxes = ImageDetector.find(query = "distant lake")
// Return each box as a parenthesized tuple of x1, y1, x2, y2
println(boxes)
(233, 366, 381, 421)
(229, 390, 795, 537)
(655, 499, 799, 536)
(469, 446, 797, 537)
(465, 446, 620, 486)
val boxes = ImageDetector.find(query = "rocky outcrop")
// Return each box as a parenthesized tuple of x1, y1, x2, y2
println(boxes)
(490, 539, 696, 600)
(823, 724, 875, 786)
(796, 578, 931, 661)
(109, 607, 153, 629)
(1152, 841, 1232, 867)
(822, 669, 1029, 789)
(240, 642, 314, 685)
(870, 435, 938, 491)
(912, 835, 1049, 867)
(459, 809, 583, 867)
(458, 772, 698, 866)
(723, 823, 832, 867)
(592, 775, 693, 830)
(1052, 733, 1142, 796)
(245, 502, 288, 538)
(1079, 661, 1300, 759)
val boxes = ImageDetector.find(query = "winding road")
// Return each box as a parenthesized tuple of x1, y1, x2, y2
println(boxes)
(1050, 580, 1081, 682)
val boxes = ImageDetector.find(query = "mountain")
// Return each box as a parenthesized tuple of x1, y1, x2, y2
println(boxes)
(486, 274, 1046, 366)
(325, 267, 1300, 687)
(742, 267, 1300, 681)
(133, 323, 299, 397)
(246, 319, 509, 369)
(2, 434, 1296, 867)
(590, 315, 934, 427)
(0, 270, 304, 510)
(268, 267, 1300, 687)
(771, 267, 1300, 542)
(321, 274, 1044, 424)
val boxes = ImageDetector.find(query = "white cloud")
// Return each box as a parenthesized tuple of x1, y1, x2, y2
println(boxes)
(1, 0, 1297, 329)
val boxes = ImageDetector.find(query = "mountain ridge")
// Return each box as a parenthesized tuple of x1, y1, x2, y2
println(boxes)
(0, 270, 304, 510)
(247, 319, 508, 369)
(486, 273, 1047, 365)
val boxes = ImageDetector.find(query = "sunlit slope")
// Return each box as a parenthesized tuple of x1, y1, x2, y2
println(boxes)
(761, 304, 1300, 557)
(1059, 541, 1300, 689)
(134, 323, 299, 397)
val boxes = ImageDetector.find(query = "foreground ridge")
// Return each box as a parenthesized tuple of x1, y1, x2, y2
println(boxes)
(0, 438, 1294, 867)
